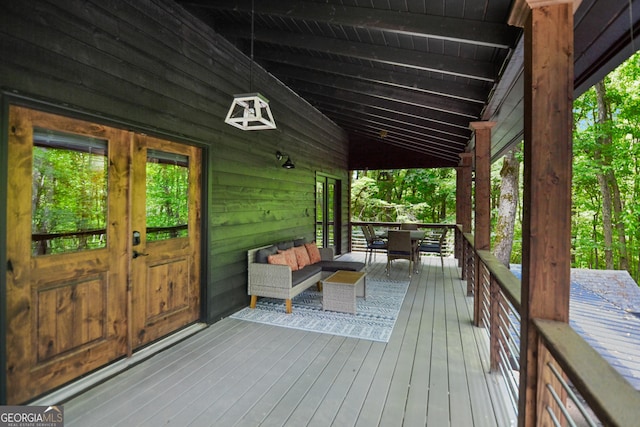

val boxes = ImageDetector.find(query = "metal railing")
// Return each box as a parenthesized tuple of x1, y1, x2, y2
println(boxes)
(457, 226, 640, 426)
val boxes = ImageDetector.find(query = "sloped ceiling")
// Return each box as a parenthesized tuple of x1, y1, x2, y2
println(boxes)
(177, 0, 639, 170)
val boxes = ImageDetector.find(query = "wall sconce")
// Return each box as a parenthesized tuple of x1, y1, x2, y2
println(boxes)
(276, 151, 295, 169)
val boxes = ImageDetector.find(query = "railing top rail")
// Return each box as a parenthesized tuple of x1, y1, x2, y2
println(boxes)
(534, 318, 640, 427)
(476, 249, 522, 310)
(351, 221, 456, 229)
(462, 232, 474, 245)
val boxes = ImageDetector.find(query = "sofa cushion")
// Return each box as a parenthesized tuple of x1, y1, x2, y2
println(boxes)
(291, 264, 322, 286)
(294, 245, 311, 269)
(276, 241, 294, 250)
(256, 245, 278, 263)
(317, 260, 365, 273)
(304, 242, 322, 264)
(294, 237, 306, 247)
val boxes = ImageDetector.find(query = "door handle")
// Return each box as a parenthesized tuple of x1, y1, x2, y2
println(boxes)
(132, 250, 149, 259)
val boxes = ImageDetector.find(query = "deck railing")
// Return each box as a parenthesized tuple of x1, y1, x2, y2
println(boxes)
(457, 226, 640, 426)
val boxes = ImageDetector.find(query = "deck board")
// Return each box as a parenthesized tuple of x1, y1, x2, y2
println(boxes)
(305, 339, 374, 427)
(403, 265, 436, 426)
(61, 253, 515, 426)
(150, 326, 305, 426)
(213, 330, 327, 426)
(427, 264, 453, 424)
(284, 338, 358, 426)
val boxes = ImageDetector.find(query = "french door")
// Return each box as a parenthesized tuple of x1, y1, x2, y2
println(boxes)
(316, 174, 341, 252)
(5, 106, 201, 404)
(130, 134, 201, 348)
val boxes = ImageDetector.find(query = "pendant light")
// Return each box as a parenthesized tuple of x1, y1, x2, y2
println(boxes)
(224, 0, 276, 131)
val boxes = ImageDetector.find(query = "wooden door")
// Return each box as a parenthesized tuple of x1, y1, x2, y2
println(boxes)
(6, 106, 129, 404)
(129, 135, 201, 349)
(5, 107, 202, 403)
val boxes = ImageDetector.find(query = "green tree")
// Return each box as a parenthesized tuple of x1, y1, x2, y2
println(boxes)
(572, 52, 640, 279)
(351, 169, 456, 223)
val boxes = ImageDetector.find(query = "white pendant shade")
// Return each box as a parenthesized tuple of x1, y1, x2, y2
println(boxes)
(224, 93, 277, 131)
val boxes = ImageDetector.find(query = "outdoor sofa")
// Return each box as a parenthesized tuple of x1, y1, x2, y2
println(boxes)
(247, 240, 365, 313)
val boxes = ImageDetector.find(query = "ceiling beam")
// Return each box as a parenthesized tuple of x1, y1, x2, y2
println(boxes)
(182, 0, 520, 49)
(337, 118, 465, 157)
(327, 115, 465, 160)
(288, 81, 474, 129)
(220, 26, 499, 82)
(340, 124, 461, 163)
(314, 101, 469, 145)
(304, 93, 471, 142)
(269, 65, 483, 118)
(302, 98, 469, 157)
(259, 50, 489, 104)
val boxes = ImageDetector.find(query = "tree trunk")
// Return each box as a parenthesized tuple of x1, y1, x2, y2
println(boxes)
(594, 80, 613, 270)
(493, 147, 520, 267)
(610, 177, 629, 270)
(595, 168, 614, 268)
(597, 80, 628, 270)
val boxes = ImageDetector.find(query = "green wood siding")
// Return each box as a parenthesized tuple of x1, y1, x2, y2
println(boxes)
(0, 0, 350, 322)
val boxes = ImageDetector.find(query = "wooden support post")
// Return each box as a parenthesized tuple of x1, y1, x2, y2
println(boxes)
(513, 2, 574, 426)
(456, 153, 473, 272)
(470, 122, 495, 327)
(456, 170, 463, 264)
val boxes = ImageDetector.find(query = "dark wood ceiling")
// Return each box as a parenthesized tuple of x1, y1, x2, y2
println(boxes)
(176, 0, 639, 170)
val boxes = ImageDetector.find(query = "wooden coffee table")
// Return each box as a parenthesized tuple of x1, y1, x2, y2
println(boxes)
(322, 270, 366, 314)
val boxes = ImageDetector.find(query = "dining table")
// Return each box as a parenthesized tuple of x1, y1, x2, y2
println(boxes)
(379, 229, 425, 266)
(379, 229, 425, 241)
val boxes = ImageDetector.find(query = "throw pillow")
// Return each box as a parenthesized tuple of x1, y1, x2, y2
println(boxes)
(305, 242, 322, 264)
(294, 245, 311, 269)
(267, 252, 289, 268)
(278, 248, 299, 271)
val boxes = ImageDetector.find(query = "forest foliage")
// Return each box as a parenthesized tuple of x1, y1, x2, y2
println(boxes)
(351, 52, 640, 282)
(32, 139, 189, 255)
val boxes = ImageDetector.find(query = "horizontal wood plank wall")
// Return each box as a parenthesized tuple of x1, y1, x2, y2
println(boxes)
(0, 0, 350, 323)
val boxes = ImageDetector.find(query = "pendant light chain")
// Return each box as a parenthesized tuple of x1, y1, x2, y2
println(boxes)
(250, 0, 255, 93)
(629, 0, 635, 54)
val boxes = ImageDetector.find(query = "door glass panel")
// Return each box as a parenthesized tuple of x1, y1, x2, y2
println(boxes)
(316, 180, 324, 245)
(328, 181, 336, 247)
(32, 128, 108, 255)
(146, 149, 189, 241)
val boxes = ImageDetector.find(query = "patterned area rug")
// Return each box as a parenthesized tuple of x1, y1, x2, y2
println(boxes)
(230, 278, 410, 342)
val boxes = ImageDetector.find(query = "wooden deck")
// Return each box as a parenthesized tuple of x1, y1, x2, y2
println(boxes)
(62, 253, 516, 426)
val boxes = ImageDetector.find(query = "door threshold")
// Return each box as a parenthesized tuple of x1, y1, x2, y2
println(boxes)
(30, 323, 208, 406)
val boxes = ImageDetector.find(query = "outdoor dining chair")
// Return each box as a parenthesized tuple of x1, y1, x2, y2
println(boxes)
(386, 230, 413, 277)
(361, 225, 387, 265)
(419, 227, 448, 271)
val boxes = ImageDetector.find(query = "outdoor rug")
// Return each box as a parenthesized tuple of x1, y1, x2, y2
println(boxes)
(230, 278, 410, 342)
